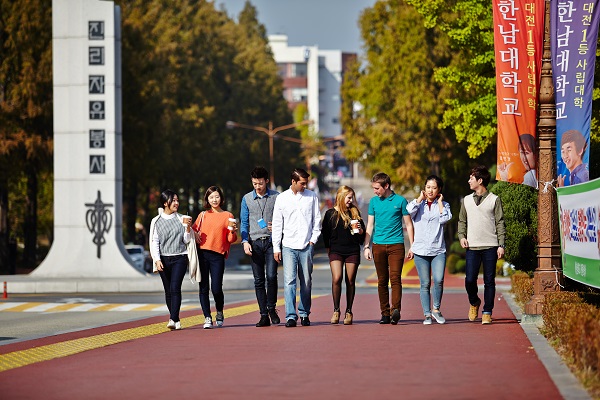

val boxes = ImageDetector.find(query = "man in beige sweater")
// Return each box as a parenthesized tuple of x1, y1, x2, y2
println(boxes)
(458, 166, 506, 325)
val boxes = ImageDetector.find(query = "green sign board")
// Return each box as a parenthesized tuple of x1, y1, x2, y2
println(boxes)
(556, 177, 600, 289)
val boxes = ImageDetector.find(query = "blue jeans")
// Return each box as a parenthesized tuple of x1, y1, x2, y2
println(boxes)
(250, 238, 278, 315)
(282, 244, 314, 320)
(158, 254, 188, 322)
(465, 247, 497, 314)
(414, 253, 446, 316)
(198, 249, 225, 318)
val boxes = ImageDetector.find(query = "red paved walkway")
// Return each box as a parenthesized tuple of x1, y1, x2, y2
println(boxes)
(0, 290, 562, 399)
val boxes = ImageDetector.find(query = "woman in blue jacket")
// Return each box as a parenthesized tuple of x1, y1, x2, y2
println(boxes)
(407, 175, 452, 325)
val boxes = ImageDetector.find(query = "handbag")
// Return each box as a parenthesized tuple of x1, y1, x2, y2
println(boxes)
(192, 211, 205, 245)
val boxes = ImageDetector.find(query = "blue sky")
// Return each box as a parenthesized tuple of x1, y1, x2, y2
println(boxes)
(215, 0, 377, 54)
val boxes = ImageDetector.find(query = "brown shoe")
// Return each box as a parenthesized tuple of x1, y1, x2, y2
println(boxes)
(331, 310, 340, 324)
(482, 314, 492, 324)
(343, 311, 353, 325)
(468, 299, 481, 321)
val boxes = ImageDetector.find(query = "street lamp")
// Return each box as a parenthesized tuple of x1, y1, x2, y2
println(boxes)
(225, 120, 313, 188)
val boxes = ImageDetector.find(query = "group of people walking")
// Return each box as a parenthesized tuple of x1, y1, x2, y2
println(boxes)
(149, 165, 505, 330)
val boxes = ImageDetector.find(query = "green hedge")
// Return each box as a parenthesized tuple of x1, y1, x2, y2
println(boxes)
(489, 181, 538, 272)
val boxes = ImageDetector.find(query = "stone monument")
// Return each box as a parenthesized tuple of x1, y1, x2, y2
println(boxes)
(32, 0, 141, 277)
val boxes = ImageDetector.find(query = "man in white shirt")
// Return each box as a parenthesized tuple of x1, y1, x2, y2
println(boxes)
(272, 168, 322, 327)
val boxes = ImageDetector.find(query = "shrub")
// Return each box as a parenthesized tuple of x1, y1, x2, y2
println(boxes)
(488, 181, 538, 272)
(454, 259, 466, 274)
(446, 253, 462, 274)
(541, 292, 600, 397)
(449, 240, 466, 256)
(510, 271, 533, 307)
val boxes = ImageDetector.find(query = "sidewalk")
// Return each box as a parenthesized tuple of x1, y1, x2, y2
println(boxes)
(0, 290, 590, 399)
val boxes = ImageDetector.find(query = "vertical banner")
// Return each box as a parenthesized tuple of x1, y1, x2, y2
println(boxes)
(557, 177, 600, 289)
(494, 0, 545, 188)
(551, 1, 599, 186)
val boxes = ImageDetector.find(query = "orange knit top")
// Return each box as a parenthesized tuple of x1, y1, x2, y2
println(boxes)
(192, 210, 237, 258)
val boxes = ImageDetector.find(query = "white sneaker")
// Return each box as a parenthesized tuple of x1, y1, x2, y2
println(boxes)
(167, 319, 176, 330)
(174, 321, 181, 330)
(423, 316, 432, 325)
(203, 316, 213, 329)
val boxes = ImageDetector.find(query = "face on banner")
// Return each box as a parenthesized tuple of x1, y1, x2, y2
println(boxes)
(557, 129, 590, 186)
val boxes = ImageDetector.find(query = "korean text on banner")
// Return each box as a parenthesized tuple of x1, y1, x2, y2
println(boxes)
(550, 1, 599, 187)
(494, 0, 544, 188)
(557, 178, 600, 289)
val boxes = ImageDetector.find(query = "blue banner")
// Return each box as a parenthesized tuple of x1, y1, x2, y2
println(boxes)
(550, 0, 599, 186)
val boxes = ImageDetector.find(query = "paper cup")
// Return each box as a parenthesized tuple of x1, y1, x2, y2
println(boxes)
(228, 218, 236, 230)
(181, 215, 192, 226)
(351, 219, 359, 233)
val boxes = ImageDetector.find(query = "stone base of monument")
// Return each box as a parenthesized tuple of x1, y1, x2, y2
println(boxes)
(31, 226, 143, 278)
(0, 273, 254, 294)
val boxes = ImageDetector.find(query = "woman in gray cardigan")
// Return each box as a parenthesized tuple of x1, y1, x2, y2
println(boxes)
(149, 189, 192, 330)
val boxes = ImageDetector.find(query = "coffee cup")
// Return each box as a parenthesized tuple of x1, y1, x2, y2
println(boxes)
(182, 215, 192, 226)
(351, 219, 360, 233)
(228, 218, 237, 230)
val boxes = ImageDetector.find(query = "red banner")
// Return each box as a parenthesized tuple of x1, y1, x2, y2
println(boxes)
(494, 0, 545, 188)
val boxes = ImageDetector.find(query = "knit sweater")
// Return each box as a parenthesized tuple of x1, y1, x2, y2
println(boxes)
(463, 193, 500, 247)
(192, 210, 237, 258)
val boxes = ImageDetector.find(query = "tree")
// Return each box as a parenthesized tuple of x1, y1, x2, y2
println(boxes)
(341, 0, 460, 191)
(406, 0, 497, 159)
(118, 0, 294, 235)
(0, 0, 53, 269)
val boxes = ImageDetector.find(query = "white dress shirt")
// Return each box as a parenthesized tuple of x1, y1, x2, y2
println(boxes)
(272, 187, 321, 252)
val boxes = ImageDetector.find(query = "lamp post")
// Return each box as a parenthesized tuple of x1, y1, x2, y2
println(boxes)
(525, 0, 562, 315)
(225, 120, 313, 188)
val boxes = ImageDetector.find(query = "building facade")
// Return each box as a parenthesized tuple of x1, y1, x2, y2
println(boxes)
(269, 34, 356, 141)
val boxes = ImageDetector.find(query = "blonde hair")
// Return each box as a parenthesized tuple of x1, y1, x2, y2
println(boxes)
(332, 185, 362, 229)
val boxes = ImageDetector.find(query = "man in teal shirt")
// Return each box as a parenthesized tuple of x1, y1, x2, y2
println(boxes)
(363, 172, 414, 324)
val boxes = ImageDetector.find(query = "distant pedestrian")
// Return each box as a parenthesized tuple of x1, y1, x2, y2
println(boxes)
(407, 175, 452, 325)
(272, 168, 321, 327)
(458, 165, 505, 324)
(363, 172, 414, 325)
(149, 190, 193, 331)
(192, 186, 237, 329)
(240, 166, 280, 327)
(322, 185, 365, 325)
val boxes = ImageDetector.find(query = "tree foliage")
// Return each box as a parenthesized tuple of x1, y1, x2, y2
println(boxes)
(0, 0, 53, 269)
(341, 0, 463, 192)
(119, 0, 294, 239)
(407, 0, 497, 159)
(1, 0, 294, 266)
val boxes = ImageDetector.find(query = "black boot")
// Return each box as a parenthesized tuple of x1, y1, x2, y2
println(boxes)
(256, 315, 271, 327)
(268, 308, 280, 325)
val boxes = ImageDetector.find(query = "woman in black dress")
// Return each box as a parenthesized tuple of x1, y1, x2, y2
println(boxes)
(322, 185, 366, 325)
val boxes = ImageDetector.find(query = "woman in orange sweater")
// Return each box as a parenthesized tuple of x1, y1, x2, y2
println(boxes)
(192, 186, 237, 329)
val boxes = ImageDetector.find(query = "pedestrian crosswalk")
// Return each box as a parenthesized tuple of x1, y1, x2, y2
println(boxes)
(0, 302, 199, 313)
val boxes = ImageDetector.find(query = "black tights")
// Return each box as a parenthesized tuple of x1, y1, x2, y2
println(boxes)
(330, 260, 358, 311)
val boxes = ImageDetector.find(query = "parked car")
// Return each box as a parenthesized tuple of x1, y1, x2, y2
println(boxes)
(125, 244, 153, 273)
